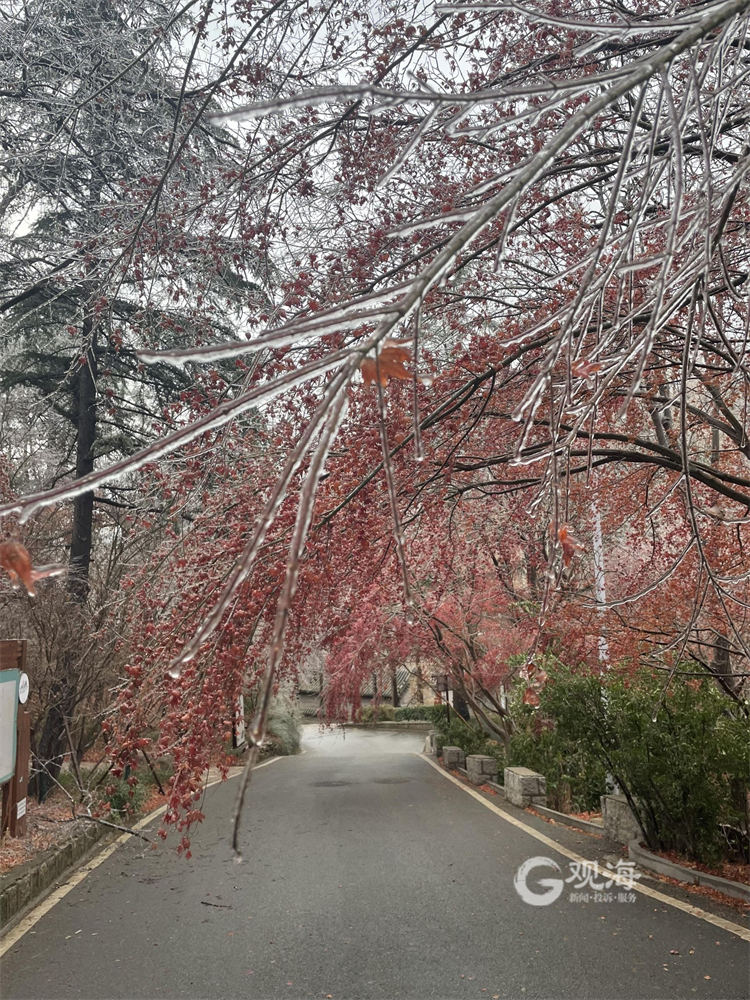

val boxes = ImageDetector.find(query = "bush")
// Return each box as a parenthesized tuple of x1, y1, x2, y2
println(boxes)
(104, 774, 148, 818)
(513, 661, 749, 863)
(360, 703, 396, 723)
(266, 696, 302, 755)
(98, 755, 175, 818)
(507, 666, 606, 812)
(508, 711, 606, 813)
(394, 705, 445, 722)
(433, 713, 506, 774)
(600, 671, 747, 863)
(241, 691, 302, 755)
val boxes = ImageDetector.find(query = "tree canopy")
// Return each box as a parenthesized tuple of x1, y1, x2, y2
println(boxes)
(1, 0, 748, 840)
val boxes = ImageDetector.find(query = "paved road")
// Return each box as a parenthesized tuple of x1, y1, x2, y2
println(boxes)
(2, 726, 748, 999)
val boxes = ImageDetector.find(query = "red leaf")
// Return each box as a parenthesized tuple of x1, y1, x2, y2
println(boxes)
(558, 525, 583, 567)
(0, 540, 65, 597)
(0, 540, 36, 595)
(361, 342, 411, 386)
(571, 359, 603, 379)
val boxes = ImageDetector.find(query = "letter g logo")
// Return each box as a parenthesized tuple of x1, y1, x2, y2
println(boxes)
(513, 856, 564, 906)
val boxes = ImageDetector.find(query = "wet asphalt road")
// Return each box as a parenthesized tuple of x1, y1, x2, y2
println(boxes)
(2, 726, 749, 999)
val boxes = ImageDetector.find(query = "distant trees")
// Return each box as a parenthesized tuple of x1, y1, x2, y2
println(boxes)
(0, 0, 268, 795)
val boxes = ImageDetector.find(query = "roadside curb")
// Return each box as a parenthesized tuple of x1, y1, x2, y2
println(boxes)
(432, 753, 749, 905)
(421, 753, 750, 943)
(0, 762, 260, 943)
(530, 804, 605, 835)
(344, 721, 433, 730)
(1, 822, 113, 931)
(445, 760, 603, 834)
(628, 839, 750, 903)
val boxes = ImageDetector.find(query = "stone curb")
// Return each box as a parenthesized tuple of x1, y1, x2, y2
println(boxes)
(628, 839, 750, 903)
(486, 780, 506, 799)
(0, 766, 251, 936)
(344, 721, 434, 730)
(1, 822, 112, 932)
(434, 756, 748, 903)
(449, 766, 506, 798)
(531, 804, 604, 834)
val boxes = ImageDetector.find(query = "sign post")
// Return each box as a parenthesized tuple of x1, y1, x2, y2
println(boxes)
(0, 640, 30, 837)
(434, 672, 452, 725)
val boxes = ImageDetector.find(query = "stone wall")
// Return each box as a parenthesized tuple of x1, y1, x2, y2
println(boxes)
(504, 766, 546, 807)
(423, 730, 442, 755)
(1, 823, 110, 929)
(442, 746, 466, 769)
(601, 793, 643, 843)
(466, 755, 498, 785)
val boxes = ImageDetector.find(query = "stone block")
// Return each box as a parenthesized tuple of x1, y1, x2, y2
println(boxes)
(466, 754, 498, 785)
(601, 794, 643, 843)
(504, 766, 547, 807)
(442, 746, 466, 769)
(51, 851, 65, 878)
(0, 884, 19, 927)
(59, 842, 74, 870)
(15, 874, 33, 911)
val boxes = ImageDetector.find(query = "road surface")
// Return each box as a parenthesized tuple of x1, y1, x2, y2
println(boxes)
(2, 726, 748, 999)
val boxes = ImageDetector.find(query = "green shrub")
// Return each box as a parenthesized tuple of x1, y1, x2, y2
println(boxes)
(394, 705, 445, 722)
(266, 696, 302, 755)
(360, 703, 396, 723)
(241, 691, 302, 755)
(104, 775, 148, 818)
(508, 711, 606, 813)
(512, 661, 749, 863)
(599, 671, 748, 863)
(434, 714, 506, 774)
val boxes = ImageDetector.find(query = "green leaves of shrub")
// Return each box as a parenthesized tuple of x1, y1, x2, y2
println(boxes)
(514, 661, 749, 863)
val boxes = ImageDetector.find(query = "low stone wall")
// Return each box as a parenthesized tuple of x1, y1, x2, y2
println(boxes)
(628, 840, 750, 903)
(423, 730, 442, 755)
(601, 793, 643, 844)
(532, 803, 603, 833)
(442, 746, 466, 769)
(504, 766, 546, 807)
(1, 822, 111, 930)
(466, 755, 498, 785)
(432, 750, 750, 904)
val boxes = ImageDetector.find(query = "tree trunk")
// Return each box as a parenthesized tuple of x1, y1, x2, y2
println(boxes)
(68, 317, 98, 602)
(33, 319, 98, 801)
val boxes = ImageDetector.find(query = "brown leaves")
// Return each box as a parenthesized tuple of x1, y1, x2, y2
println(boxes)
(360, 341, 411, 386)
(571, 358, 603, 380)
(0, 540, 65, 597)
(0, 540, 36, 595)
(558, 525, 584, 567)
